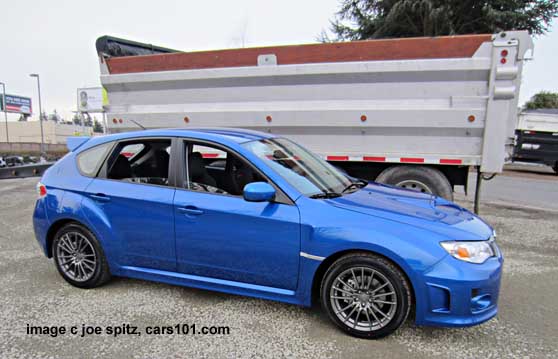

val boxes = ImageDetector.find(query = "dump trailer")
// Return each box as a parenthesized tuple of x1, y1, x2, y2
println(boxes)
(96, 31, 533, 206)
(513, 109, 558, 174)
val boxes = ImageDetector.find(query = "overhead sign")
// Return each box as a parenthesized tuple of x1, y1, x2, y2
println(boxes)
(0, 94, 32, 114)
(77, 87, 107, 113)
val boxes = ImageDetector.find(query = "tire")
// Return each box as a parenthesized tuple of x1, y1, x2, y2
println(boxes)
(375, 165, 453, 200)
(52, 223, 111, 288)
(553, 162, 558, 175)
(320, 252, 411, 339)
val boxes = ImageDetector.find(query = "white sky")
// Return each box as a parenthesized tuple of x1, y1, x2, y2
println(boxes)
(1, 0, 557, 121)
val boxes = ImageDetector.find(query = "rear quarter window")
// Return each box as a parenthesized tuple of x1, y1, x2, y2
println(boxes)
(77, 142, 112, 177)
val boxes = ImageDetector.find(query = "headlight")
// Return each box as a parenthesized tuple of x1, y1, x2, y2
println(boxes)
(440, 241, 495, 264)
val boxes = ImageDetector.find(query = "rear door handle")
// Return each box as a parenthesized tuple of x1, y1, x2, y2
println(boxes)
(178, 206, 204, 216)
(90, 193, 111, 203)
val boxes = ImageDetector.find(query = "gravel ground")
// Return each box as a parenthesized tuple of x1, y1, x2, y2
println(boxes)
(0, 177, 557, 358)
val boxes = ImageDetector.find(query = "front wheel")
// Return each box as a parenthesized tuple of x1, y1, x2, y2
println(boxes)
(320, 253, 411, 339)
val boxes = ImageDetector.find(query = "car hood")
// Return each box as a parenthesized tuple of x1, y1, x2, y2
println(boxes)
(326, 183, 492, 241)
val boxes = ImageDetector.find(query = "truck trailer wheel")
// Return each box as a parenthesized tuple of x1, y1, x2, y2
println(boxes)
(375, 166, 453, 200)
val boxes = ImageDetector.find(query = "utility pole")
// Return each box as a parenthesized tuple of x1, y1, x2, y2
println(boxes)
(0, 82, 8, 143)
(29, 74, 45, 158)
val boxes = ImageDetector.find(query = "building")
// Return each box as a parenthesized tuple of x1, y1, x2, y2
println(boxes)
(0, 121, 95, 144)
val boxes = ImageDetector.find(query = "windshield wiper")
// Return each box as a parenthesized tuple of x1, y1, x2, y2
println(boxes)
(309, 192, 342, 199)
(341, 179, 368, 194)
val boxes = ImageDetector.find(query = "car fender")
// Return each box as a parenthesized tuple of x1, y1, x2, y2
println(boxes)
(294, 198, 449, 308)
(297, 238, 435, 308)
(46, 190, 121, 271)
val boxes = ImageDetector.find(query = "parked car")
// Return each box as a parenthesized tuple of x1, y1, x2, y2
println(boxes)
(5, 156, 24, 167)
(0, 156, 6, 168)
(33, 128, 501, 339)
(23, 156, 40, 164)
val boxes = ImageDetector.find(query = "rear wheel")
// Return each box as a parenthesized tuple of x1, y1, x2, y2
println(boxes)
(52, 223, 111, 288)
(553, 162, 558, 175)
(320, 253, 411, 339)
(375, 165, 453, 200)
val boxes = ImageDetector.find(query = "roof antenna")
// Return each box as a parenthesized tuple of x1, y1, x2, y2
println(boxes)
(129, 119, 146, 130)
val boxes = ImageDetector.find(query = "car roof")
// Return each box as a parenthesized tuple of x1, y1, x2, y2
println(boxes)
(79, 127, 277, 151)
(181, 128, 277, 142)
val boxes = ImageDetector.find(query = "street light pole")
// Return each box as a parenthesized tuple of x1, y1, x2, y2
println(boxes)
(0, 82, 8, 143)
(30, 74, 45, 158)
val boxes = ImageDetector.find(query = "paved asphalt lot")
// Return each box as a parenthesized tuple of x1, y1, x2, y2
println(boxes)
(1, 171, 557, 358)
(463, 163, 558, 211)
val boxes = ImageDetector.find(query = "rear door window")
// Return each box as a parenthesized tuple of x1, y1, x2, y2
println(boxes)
(120, 144, 145, 160)
(103, 138, 172, 186)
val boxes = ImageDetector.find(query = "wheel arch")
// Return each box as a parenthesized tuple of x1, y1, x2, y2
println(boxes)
(310, 249, 416, 314)
(45, 218, 89, 257)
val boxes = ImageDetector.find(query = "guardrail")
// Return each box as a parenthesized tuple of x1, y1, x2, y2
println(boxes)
(0, 163, 53, 179)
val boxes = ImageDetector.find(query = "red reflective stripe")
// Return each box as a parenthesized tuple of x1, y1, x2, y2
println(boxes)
(363, 156, 386, 162)
(327, 156, 349, 161)
(400, 157, 424, 163)
(201, 153, 220, 158)
(440, 159, 462, 164)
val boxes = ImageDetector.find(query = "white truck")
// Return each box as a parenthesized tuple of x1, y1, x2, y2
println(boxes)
(95, 31, 533, 210)
(513, 109, 558, 173)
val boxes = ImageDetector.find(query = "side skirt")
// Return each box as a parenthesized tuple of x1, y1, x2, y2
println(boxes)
(118, 266, 303, 306)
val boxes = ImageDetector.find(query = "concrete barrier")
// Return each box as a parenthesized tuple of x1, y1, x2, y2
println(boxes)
(0, 163, 53, 179)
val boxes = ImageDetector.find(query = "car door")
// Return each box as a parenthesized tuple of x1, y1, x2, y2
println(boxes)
(84, 137, 177, 271)
(174, 140, 301, 291)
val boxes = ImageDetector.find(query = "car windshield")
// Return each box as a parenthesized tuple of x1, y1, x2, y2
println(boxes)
(242, 137, 357, 197)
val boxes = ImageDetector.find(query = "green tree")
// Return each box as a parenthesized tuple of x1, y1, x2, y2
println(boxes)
(93, 119, 104, 133)
(72, 113, 82, 126)
(321, 0, 558, 41)
(48, 109, 61, 123)
(524, 91, 558, 109)
(83, 114, 93, 127)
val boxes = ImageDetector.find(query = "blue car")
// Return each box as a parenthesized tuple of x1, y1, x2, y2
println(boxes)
(32, 128, 502, 338)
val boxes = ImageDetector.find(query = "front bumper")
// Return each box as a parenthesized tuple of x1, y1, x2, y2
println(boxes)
(415, 252, 503, 327)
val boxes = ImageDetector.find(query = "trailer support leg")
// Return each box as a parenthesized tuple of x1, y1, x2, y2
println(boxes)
(474, 167, 482, 215)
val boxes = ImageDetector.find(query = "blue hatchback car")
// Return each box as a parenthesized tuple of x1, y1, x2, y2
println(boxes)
(33, 128, 502, 338)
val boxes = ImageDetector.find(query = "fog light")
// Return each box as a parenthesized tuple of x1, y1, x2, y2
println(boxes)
(471, 293, 491, 313)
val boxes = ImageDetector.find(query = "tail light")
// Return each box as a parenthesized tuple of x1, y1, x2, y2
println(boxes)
(36, 182, 47, 199)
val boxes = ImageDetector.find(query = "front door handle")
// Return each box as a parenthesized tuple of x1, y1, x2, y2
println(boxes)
(178, 206, 204, 216)
(90, 193, 111, 203)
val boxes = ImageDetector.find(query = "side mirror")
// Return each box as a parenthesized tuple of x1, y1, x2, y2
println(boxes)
(243, 182, 276, 202)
